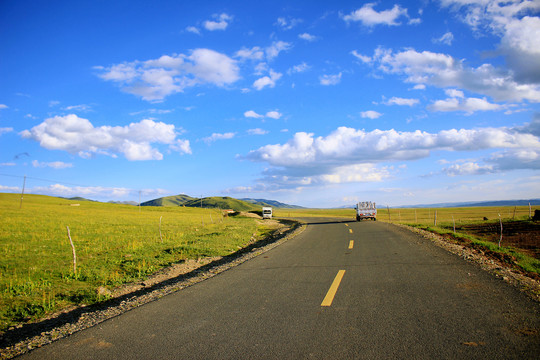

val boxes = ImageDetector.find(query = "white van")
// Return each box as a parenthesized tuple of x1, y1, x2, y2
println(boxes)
(262, 207, 272, 219)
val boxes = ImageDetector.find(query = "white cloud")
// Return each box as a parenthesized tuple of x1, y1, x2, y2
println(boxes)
(0, 104, 8, 110)
(203, 132, 236, 144)
(288, 62, 310, 74)
(351, 50, 372, 63)
(247, 128, 268, 135)
(0, 127, 13, 135)
(169, 139, 192, 155)
(203, 13, 233, 31)
(235, 46, 265, 61)
(276, 17, 302, 30)
(63, 104, 92, 112)
(443, 162, 494, 176)
(266, 41, 292, 60)
(368, 47, 540, 102)
(244, 110, 264, 119)
(26, 183, 169, 201)
(361, 111, 383, 119)
(429, 95, 504, 114)
(384, 97, 419, 106)
(32, 160, 73, 169)
(440, 0, 540, 84)
(97, 49, 240, 101)
(433, 31, 454, 45)
(186, 26, 200, 35)
(0, 163, 16, 167)
(20, 114, 190, 161)
(298, 33, 317, 41)
(243, 122, 540, 187)
(343, 3, 409, 26)
(265, 111, 282, 119)
(319, 72, 342, 86)
(244, 110, 282, 119)
(253, 70, 282, 90)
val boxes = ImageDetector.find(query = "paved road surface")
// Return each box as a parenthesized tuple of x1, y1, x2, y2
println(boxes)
(20, 218, 539, 359)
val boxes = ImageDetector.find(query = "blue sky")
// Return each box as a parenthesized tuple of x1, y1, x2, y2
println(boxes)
(1, 0, 539, 207)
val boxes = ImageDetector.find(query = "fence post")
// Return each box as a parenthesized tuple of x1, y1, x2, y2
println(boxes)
(66, 226, 77, 274)
(498, 214, 503, 247)
(159, 216, 163, 243)
(434, 210, 437, 226)
(452, 215, 455, 234)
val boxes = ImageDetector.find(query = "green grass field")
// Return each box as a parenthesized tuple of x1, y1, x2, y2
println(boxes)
(0, 193, 267, 332)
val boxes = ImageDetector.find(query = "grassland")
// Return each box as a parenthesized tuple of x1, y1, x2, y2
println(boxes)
(0, 193, 269, 332)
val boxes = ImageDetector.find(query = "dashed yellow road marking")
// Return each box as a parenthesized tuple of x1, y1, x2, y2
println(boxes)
(349, 229, 353, 234)
(348, 240, 354, 249)
(321, 270, 346, 307)
(345, 224, 349, 227)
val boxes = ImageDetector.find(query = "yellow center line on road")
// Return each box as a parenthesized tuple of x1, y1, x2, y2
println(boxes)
(345, 224, 349, 227)
(321, 270, 346, 307)
(348, 240, 354, 249)
(349, 229, 353, 234)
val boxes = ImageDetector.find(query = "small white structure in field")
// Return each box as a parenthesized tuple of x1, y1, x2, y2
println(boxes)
(355, 201, 377, 221)
(262, 206, 273, 219)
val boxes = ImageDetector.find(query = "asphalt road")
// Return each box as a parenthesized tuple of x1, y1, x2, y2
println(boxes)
(19, 218, 539, 359)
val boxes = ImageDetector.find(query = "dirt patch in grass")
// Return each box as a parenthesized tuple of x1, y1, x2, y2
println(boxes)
(456, 220, 540, 259)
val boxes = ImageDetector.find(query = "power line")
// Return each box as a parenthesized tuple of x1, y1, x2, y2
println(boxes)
(0, 173, 90, 187)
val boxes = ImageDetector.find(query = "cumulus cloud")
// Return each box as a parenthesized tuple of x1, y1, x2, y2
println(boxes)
(343, 3, 409, 26)
(429, 96, 504, 114)
(97, 49, 240, 101)
(265, 41, 292, 60)
(203, 13, 233, 31)
(253, 70, 282, 90)
(366, 47, 540, 102)
(361, 111, 383, 119)
(298, 33, 317, 41)
(20, 114, 191, 160)
(243, 121, 540, 187)
(440, 0, 540, 84)
(319, 73, 342, 86)
(244, 110, 264, 119)
(244, 110, 282, 119)
(0, 104, 8, 110)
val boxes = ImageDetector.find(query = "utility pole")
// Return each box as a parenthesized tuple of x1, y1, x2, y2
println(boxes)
(19, 175, 26, 209)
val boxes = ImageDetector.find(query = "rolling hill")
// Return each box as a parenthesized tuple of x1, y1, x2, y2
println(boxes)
(140, 194, 196, 207)
(140, 194, 302, 211)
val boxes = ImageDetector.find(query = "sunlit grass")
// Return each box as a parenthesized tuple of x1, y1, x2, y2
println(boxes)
(0, 193, 260, 331)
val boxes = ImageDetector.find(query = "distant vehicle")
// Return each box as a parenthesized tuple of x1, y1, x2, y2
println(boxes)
(355, 201, 377, 221)
(262, 206, 273, 219)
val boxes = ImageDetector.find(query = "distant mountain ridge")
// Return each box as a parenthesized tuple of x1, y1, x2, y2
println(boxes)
(140, 194, 302, 211)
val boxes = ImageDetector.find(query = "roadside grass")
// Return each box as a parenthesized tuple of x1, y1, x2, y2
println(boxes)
(0, 193, 261, 332)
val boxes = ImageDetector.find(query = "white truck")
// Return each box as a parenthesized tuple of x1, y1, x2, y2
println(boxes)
(355, 201, 377, 221)
(262, 206, 273, 219)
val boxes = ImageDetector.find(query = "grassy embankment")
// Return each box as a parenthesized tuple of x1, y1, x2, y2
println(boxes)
(277, 206, 540, 275)
(0, 193, 272, 332)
